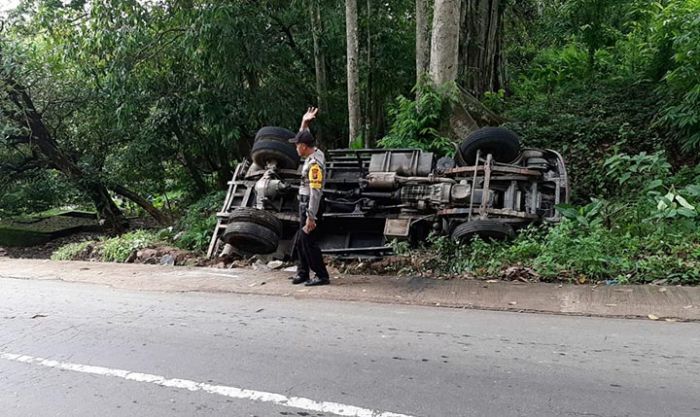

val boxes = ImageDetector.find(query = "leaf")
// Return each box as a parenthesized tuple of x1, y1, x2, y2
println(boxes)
(555, 204, 579, 219)
(675, 195, 695, 210)
(684, 185, 700, 197)
(619, 172, 631, 184)
(677, 207, 697, 218)
(644, 179, 664, 190)
(657, 195, 675, 211)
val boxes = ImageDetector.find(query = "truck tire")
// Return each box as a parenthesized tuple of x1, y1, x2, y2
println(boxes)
(227, 208, 283, 236)
(459, 127, 521, 164)
(222, 221, 279, 254)
(251, 139, 299, 170)
(255, 126, 296, 143)
(451, 220, 515, 243)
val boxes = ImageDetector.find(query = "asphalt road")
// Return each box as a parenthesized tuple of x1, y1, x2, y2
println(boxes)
(1, 277, 698, 417)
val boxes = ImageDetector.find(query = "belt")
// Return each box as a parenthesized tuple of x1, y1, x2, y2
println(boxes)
(298, 195, 310, 203)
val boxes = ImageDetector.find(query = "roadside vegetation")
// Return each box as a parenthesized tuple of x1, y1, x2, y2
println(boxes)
(2, 1, 699, 283)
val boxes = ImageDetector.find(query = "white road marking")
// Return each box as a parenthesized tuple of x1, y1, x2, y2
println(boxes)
(0, 352, 416, 417)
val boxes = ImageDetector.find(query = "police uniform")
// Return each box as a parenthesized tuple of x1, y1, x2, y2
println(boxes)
(290, 131, 330, 286)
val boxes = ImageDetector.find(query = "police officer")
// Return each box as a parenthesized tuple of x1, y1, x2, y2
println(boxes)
(289, 107, 330, 286)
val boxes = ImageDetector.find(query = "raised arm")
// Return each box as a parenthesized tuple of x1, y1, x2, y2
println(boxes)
(299, 106, 319, 131)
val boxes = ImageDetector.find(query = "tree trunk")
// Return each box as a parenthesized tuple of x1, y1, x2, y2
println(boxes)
(109, 183, 170, 225)
(216, 144, 233, 190)
(3, 74, 127, 233)
(429, 0, 461, 86)
(459, 0, 505, 96)
(181, 149, 208, 196)
(346, 0, 361, 146)
(415, 0, 431, 84)
(171, 125, 208, 196)
(427, 0, 506, 140)
(310, 0, 328, 112)
(310, 0, 329, 144)
(364, 0, 372, 148)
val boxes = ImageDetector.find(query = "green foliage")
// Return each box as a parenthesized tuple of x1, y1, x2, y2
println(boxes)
(1, 0, 417, 217)
(387, 238, 411, 256)
(602, 151, 672, 196)
(654, 0, 700, 152)
(378, 81, 456, 156)
(426, 215, 700, 285)
(172, 191, 225, 252)
(0, 171, 84, 216)
(562, 0, 635, 69)
(51, 241, 94, 261)
(349, 135, 365, 150)
(419, 149, 700, 284)
(101, 230, 161, 262)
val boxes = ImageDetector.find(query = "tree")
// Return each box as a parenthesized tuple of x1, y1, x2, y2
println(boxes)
(0, 57, 129, 232)
(429, 0, 461, 86)
(459, 0, 506, 96)
(346, 0, 361, 146)
(310, 0, 329, 143)
(416, 0, 431, 83)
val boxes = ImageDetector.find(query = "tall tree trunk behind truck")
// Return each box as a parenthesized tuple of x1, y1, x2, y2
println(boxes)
(346, 0, 361, 147)
(364, 0, 372, 147)
(429, 0, 461, 86)
(416, 0, 431, 84)
(459, 0, 506, 96)
(310, 0, 329, 144)
(428, 0, 505, 139)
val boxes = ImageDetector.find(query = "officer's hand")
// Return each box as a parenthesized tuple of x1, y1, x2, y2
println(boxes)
(301, 107, 319, 126)
(301, 107, 318, 123)
(303, 217, 316, 234)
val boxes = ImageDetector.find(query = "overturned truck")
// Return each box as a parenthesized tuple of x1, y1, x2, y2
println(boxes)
(207, 127, 569, 259)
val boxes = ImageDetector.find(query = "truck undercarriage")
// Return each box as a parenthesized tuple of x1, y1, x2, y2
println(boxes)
(208, 127, 569, 259)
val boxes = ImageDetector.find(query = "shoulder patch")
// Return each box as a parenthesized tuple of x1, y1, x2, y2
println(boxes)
(309, 163, 323, 189)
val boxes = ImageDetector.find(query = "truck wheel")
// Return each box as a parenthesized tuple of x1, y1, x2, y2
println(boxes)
(459, 127, 521, 164)
(251, 139, 299, 170)
(222, 221, 279, 254)
(451, 220, 515, 243)
(227, 208, 283, 236)
(255, 126, 296, 143)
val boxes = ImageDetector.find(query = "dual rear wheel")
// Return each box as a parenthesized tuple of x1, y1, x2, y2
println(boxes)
(222, 208, 282, 254)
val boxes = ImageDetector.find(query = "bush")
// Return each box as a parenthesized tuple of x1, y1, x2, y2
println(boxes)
(50, 241, 95, 261)
(173, 191, 225, 252)
(417, 151, 700, 284)
(0, 171, 84, 216)
(101, 230, 161, 262)
(425, 214, 700, 285)
(652, 0, 700, 153)
(378, 81, 456, 156)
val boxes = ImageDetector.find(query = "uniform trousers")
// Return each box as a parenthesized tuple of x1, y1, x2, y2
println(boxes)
(294, 201, 329, 280)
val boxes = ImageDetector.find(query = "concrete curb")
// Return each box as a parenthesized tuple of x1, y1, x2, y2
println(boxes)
(1, 258, 699, 321)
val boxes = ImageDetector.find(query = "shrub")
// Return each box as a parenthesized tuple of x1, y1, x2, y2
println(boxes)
(378, 81, 456, 156)
(50, 241, 94, 261)
(173, 191, 225, 252)
(417, 152, 700, 285)
(101, 230, 161, 262)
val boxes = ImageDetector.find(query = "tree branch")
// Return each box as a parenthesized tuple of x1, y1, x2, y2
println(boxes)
(108, 183, 171, 225)
(269, 15, 314, 72)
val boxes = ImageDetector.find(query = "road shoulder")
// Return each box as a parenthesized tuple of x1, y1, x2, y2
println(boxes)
(1, 258, 698, 321)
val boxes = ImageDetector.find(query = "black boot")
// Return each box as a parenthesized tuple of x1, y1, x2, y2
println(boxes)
(305, 276, 329, 286)
(292, 275, 309, 285)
